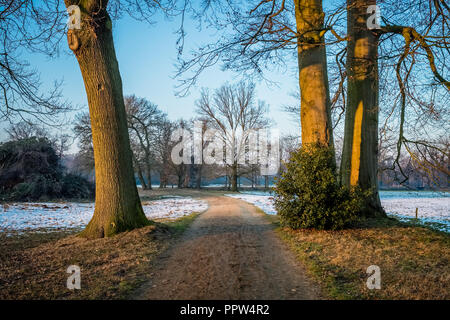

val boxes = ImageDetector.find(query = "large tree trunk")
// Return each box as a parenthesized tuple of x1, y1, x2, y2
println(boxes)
(340, 0, 385, 216)
(231, 163, 238, 192)
(294, 0, 334, 148)
(65, 1, 149, 238)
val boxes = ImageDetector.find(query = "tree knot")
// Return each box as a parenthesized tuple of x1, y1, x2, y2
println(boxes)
(67, 29, 80, 51)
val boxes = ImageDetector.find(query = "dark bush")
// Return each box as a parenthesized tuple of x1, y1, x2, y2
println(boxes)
(274, 144, 369, 230)
(61, 173, 94, 199)
(11, 175, 62, 201)
(0, 137, 94, 201)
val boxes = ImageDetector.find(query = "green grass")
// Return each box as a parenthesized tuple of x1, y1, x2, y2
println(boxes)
(163, 212, 200, 235)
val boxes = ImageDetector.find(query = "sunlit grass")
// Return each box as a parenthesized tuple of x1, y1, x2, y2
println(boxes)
(275, 217, 450, 299)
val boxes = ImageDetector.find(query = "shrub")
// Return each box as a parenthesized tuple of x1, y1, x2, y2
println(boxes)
(11, 175, 62, 201)
(0, 137, 94, 201)
(61, 173, 95, 199)
(274, 144, 369, 230)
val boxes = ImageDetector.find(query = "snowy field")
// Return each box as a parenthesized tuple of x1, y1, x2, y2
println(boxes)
(0, 197, 208, 235)
(226, 191, 450, 232)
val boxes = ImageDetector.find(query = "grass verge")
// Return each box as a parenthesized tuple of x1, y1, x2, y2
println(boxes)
(274, 216, 450, 300)
(0, 213, 199, 299)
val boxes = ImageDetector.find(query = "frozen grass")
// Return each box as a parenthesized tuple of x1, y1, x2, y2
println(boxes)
(382, 198, 449, 232)
(226, 191, 450, 232)
(0, 197, 208, 235)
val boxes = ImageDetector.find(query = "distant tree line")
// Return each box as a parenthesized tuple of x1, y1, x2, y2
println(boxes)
(73, 84, 276, 191)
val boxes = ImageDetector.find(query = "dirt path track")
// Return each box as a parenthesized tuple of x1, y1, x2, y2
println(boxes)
(134, 196, 321, 300)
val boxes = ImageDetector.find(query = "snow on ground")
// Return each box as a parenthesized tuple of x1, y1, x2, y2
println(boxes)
(225, 194, 277, 215)
(0, 197, 208, 234)
(225, 191, 450, 232)
(379, 190, 449, 199)
(381, 198, 449, 231)
(142, 198, 208, 220)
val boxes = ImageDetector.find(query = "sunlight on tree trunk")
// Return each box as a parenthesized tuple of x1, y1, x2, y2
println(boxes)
(64, 0, 149, 238)
(340, 0, 385, 217)
(294, 0, 334, 148)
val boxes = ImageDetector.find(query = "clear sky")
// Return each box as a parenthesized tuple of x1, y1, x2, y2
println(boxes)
(10, 11, 301, 152)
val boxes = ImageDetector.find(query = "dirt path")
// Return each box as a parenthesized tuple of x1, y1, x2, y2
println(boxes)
(133, 196, 321, 300)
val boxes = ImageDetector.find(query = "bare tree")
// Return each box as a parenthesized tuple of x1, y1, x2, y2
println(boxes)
(154, 117, 176, 188)
(6, 121, 71, 159)
(125, 95, 164, 190)
(73, 112, 95, 176)
(177, 0, 335, 148)
(0, 1, 70, 123)
(196, 81, 269, 191)
(375, 0, 449, 185)
(6, 122, 48, 140)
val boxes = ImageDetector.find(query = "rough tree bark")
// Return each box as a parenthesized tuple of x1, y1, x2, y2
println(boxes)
(294, 0, 334, 148)
(65, 0, 149, 238)
(340, 0, 385, 216)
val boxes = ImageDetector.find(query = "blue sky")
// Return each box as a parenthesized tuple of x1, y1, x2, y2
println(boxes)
(10, 11, 301, 152)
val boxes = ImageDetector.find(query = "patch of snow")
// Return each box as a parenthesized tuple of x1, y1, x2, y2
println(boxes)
(225, 194, 277, 215)
(141, 198, 208, 220)
(0, 197, 208, 235)
(382, 198, 450, 232)
(381, 197, 449, 220)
